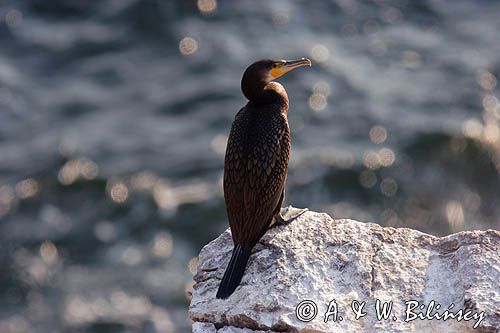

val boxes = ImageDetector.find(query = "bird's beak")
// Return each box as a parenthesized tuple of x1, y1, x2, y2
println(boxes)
(271, 58, 312, 79)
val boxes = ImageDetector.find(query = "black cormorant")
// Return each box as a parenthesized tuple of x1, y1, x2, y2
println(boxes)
(216, 58, 311, 299)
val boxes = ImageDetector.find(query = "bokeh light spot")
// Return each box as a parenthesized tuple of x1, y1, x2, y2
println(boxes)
(378, 148, 396, 167)
(369, 125, 387, 144)
(108, 181, 129, 204)
(58, 158, 98, 185)
(188, 257, 199, 275)
(476, 71, 497, 91)
(363, 150, 380, 170)
(311, 44, 330, 63)
(151, 232, 173, 258)
(15, 178, 40, 199)
(380, 178, 398, 197)
(40, 241, 58, 265)
(153, 180, 177, 212)
(461, 118, 483, 139)
(482, 95, 499, 112)
(308, 93, 327, 112)
(197, 0, 217, 14)
(179, 37, 198, 55)
(121, 246, 143, 266)
(80, 160, 98, 180)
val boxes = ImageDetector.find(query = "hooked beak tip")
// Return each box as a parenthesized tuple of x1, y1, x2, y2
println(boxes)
(285, 58, 312, 68)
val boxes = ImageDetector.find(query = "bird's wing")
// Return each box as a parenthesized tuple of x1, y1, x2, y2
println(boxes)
(224, 108, 251, 241)
(246, 113, 290, 244)
(224, 107, 290, 246)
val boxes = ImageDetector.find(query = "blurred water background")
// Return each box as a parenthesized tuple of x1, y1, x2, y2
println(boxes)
(0, 0, 499, 332)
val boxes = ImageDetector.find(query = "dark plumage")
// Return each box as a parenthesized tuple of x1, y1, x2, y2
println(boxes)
(216, 58, 311, 299)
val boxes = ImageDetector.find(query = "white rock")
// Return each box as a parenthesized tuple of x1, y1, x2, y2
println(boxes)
(189, 209, 500, 332)
(193, 322, 217, 333)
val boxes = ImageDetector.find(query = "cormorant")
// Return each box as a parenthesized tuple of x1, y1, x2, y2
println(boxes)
(216, 58, 311, 299)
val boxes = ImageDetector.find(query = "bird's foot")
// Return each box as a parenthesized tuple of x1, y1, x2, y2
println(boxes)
(273, 205, 309, 227)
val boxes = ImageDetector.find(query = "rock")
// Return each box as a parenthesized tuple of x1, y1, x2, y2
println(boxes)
(189, 209, 500, 332)
(192, 322, 217, 333)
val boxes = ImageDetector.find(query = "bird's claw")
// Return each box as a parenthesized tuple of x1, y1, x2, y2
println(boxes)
(273, 205, 308, 227)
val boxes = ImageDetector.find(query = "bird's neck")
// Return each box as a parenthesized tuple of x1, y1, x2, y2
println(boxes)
(246, 82, 289, 111)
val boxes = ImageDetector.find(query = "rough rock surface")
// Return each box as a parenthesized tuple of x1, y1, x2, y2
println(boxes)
(189, 209, 500, 332)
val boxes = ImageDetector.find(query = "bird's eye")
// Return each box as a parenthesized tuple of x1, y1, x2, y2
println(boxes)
(272, 64, 277, 68)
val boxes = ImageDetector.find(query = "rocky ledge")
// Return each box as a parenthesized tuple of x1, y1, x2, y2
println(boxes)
(189, 209, 500, 332)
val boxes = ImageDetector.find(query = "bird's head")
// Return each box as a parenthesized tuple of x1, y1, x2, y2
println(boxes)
(241, 58, 311, 101)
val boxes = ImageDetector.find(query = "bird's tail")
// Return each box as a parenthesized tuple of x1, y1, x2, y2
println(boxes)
(216, 244, 251, 299)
